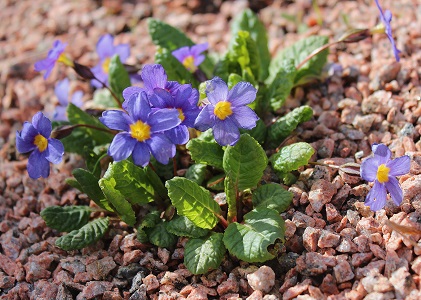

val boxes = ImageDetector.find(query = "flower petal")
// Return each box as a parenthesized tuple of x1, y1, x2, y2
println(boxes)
(131, 142, 151, 167)
(141, 64, 167, 91)
(32, 112, 52, 137)
(122, 86, 144, 102)
(114, 44, 130, 62)
(16, 130, 36, 153)
(96, 34, 114, 59)
(45, 138, 64, 164)
(125, 92, 151, 122)
(227, 82, 257, 106)
(150, 88, 173, 108)
(213, 118, 240, 146)
(165, 125, 189, 145)
(387, 155, 410, 177)
(385, 176, 403, 206)
(191, 43, 208, 56)
(231, 106, 259, 130)
(206, 77, 228, 105)
(372, 143, 391, 164)
(71, 90, 84, 107)
(100, 110, 131, 131)
(27, 150, 50, 179)
(18, 122, 38, 143)
(54, 78, 70, 106)
(194, 105, 215, 131)
(182, 107, 201, 127)
(365, 180, 387, 211)
(53, 106, 67, 121)
(148, 108, 181, 133)
(147, 133, 175, 165)
(360, 156, 380, 182)
(172, 46, 190, 62)
(108, 133, 136, 161)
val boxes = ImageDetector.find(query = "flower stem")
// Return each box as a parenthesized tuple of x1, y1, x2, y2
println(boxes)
(216, 213, 228, 229)
(95, 77, 123, 109)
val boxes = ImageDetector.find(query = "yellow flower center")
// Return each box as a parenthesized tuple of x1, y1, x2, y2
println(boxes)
(214, 101, 233, 120)
(376, 164, 390, 183)
(182, 55, 196, 72)
(57, 53, 74, 68)
(177, 108, 185, 122)
(370, 22, 386, 35)
(130, 120, 151, 142)
(102, 57, 111, 74)
(34, 134, 48, 152)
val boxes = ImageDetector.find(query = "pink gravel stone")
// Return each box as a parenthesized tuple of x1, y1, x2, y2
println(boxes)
(123, 249, 143, 265)
(86, 256, 117, 280)
(320, 274, 339, 295)
(389, 267, 416, 299)
(336, 237, 358, 253)
(142, 274, 160, 292)
(318, 230, 341, 248)
(361, 272, 393, 293)
(351, 252, 374, 267)
(369, 243, 386, 260)
(246, 266, 275, 294)
(217, 273, 239, 295)
(303, 227, 321, 252)
(308, 179, 337, 213)
(246, 290, 263, 300)
(333, 260, 354, 283)
(282, 279, 311, 300)
(0, 253, 18, 276)
(76, 281, 113, 300)
(292, 211, 316, 228)
(326, 203, 342, 223)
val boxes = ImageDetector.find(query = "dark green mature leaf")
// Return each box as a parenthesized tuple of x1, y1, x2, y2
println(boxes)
(65, 178, 83, 191)
(109, 55, 131, 104)
(240, 118, 267, 145)
(270, 142, 315, 174)
(166, 177, 222, 229)
(145, 166, 169, 201)
(206, 173, 225, 191)
(185, 164, 208, 185)
(41, 206, 91, 232)
(268, 105, 313, 148)
(147, 18, 213, 77)
(102, 160, 155, 205)
(166, 215, 209, 238)
(231, 8, 270, 81)
(99, 178, 136, 226)
(146, 222, 178, 248)
(184, 232, 226, 275)
(223, 134, 267, 191)
(265, 59, 296, 111)
(187, 138, 224, 169)
(269, 35, 329, 85)
(55, 217, 109, 251)
(137, 211, 161, 243)
(252, 183, 293, 213)
(223, 208, 285, 262)
(60, 127, 95, 156)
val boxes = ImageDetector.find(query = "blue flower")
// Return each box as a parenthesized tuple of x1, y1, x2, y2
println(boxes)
(99, 91, 181, 166)
(374, 0, 401, 61)
(194, 77, 259, 146)
(34, 40, 73, 79)
(16, 112, 64, 179)
(361, 143, 410, 211)
(53, 78, 84, 121)
(91, 34, 130, 88)
(172, 43, 208, 72)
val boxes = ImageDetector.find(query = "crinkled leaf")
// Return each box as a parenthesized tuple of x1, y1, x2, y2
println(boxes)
(55, 217, 109, 251)
(270, 142, 315, 174)
(185, 164, 209, 185)
(269, 35, 329, 85)
(231, 8, 270, 81)
(145, 222, 177, 248)
(223, 208, 285, 262)
(252, 183, 293, 213)
(41, 206, 91, 232)
(166, 215, 209, 238)
(184, 232, 226, 275)
(187, 138, 224, 169)
(223, 134, 267, 191)
(109, 55, 131, 104)
(102, 160, 155, 205)
(265, 59, 296, 111)
(268, 105, 313, 148)
(166, 177, 221, 229)
(99, 177, 136, 226)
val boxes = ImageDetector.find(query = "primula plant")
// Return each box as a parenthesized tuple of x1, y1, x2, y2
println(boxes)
(18, 5, 405, 275)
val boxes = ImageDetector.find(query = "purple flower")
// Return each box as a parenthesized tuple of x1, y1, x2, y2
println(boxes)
(53, 78, 84, 121)
(34, 40, 73, 79)
(194, 77, 259, 146)
(172, 43, 208, 72)
(360, 144, 410, 211)
(99, 91, 181, 167)
(91, 34, 130, 88)
(16, 112, 64, 179)
(374, 0, 401, 61)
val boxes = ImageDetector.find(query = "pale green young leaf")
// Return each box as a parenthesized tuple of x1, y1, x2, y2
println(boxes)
(166, 215, 209, 238)
(252, 183, 293, 213)
(230, 31, 259, 83)
(55, 217, 109, 251)
(223, 208, 285, 262)
(108, 55, 131, 104)
(41, 206, 92, 232)
(184, 232, 226, 274)
(270, 142, 315, 174)
(187, 138, 224, 169)
(166, 177, 221, 229)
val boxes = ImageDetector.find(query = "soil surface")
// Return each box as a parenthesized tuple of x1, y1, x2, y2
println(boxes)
(1, 0, 421, 299)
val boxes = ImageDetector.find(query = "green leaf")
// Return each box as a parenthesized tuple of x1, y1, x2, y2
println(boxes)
(267, 105, 313, 148)
(187, 138, 224, 169)
(145, 166, 169, 201)
(224, 175, 237, 223)
(270, 142, 315, 174)
(146, 222, 177, 248)
(230, 31, 260, 83)
(108, 55, 131, 104)
(102, 160, 155, 205)
(65, 178, 83, 192)
(206, 173, 225, 191)
(227, 73, 243, 89)
(239, 118, 267, 145)
(166, 177, 222, 229)
(55, 217, 109, 251)
(184, 232, 226, 275)
(252, 183, 293, 213)
(265, 59, 297, 111)
(223, 208, 285, 262)
(67, 103, 113, 146)
(41, 206, 91, 232)
(93, 88, 118, 108)
(137, 211, 161, 243)
(223, 134, 267, 191)
(166, 215, 209, 238)
(269, 35, 329, 85)
(60, 127, 95, 156)
(185, 164, 208, 185)
(231, 8, 270, 81)
(99, 177, 136, 226)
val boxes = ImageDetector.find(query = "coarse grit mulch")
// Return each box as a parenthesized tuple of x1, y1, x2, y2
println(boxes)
(1, 0, 421, 299)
